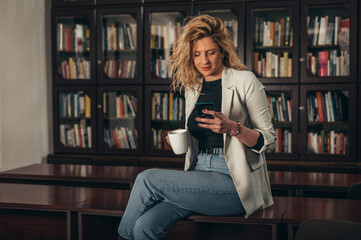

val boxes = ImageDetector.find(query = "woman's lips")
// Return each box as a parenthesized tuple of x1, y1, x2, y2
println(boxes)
(202, 66, 211, 71)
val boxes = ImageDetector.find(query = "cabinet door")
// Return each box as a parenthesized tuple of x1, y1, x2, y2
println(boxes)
(193, 2, 244, 62)
(97, 8, 142, 85)
(300, 0, 357, 83)
(144, 5, 191, 84)
(265, 85, 299, 160)
(246, 1, 299, 84)
(97, 86, 143, 154)
(52, 9, 96, 85)
(145, 86, 185, 155)
(53, 86, 97, 154)
(300, 84, 356, 161)
(52, 0, 96, 7)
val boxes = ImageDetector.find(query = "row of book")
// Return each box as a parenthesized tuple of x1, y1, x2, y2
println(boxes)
(307, 16, 350, 46)
(272, 128, 292, 154)
(151, 58, 169, 78)
(104, 59, 136, 79)
(253, 52, 292, 78)
(57, 23, 90, 52)
(307, 91, 347, 122)
(307, 50, 349, 77)
(224, 19, 238, 48)
(150, 22, 181, 50)
(104, 127, 138, 149)
(266, 93, 292, 122)
(152, 92, 185, 121)
(59, 57, 91, 79)
(59, 92, 91, 118)
(253, 16, 293, 47)
(60, 120, 92, 148)
(307, 130, 348, 155)
(104, 23, 136, 51)
(103, 92, 138, 118)
(151, 129, 171, 150)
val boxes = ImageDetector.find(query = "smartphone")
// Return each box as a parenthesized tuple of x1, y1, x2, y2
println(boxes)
(195, 102, 215, 119)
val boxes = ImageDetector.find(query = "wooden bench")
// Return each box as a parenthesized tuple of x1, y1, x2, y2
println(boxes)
(283, 197, 361, 240)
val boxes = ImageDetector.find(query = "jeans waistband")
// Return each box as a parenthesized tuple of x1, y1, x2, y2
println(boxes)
(200, 148, 223, 155)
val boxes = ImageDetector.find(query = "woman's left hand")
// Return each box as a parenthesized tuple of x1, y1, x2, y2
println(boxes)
(195, 109, 237, 134)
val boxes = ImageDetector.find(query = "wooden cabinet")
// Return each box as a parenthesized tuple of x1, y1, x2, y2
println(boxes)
(50, 0, 360, 165)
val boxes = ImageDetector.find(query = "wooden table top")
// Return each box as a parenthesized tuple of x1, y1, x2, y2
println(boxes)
(268, 171, 300, 187)
(0, 182, 127, 211)
(282, 197, 361, 224)
(296, 172, 361, 190)
(0, 164, 139, 182)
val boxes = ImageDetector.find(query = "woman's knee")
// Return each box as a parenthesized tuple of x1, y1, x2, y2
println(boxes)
(133, 214, 162, 240)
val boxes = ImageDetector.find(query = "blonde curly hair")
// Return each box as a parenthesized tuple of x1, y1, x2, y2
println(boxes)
(169, 15, 247, 92)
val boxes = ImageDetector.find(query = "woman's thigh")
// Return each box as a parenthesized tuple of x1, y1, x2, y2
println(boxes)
(137, 168, 244, 216)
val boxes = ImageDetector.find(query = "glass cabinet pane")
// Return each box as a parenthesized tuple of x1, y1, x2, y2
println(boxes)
(197, 9, 238, 48)
(56, 16, 92, 81)
(150, 91, 185, 152)
(306, 6, 350, 77)
(102, 91, 139, 150)
(252, 8, 293, 78)
(58, 91, 93, 149)
(306, 90, 349, 154)
(266, 91, 293, 154)
(150, 12, 183, 79)
(102, 14, 137, 80)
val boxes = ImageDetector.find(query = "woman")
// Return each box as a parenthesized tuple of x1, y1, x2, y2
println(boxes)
(118, 15, 276, 240)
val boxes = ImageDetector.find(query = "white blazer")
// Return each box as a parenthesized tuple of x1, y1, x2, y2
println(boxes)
(184, 67, 276, 218)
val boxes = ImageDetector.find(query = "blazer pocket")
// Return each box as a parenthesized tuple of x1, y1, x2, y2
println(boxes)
(244, 147, 265, 171)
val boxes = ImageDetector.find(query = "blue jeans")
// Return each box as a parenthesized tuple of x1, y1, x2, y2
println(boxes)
(118, 153, 245, 240)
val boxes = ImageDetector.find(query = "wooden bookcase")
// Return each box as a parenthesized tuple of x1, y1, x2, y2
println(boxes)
(50, 0, 360, 167)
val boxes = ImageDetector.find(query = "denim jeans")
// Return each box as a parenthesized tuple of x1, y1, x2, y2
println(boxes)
(118, 153, 245, 240)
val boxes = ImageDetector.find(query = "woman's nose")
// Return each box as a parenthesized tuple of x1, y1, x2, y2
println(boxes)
(201, 54, 210, 64)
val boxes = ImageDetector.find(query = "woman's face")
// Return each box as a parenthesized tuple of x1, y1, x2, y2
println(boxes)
(192, 37, 224, 82)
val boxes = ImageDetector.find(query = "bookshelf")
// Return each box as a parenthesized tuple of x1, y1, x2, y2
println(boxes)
(52, 9, 96, 85)
(53, 86, 97, 154)
(97, 86, 143, 154)
(265, 85, 299, 160)
(300, 0, 357, 83)
(50, 0, 360, 167)
(246, 1, 299, 84)
(145, 85, 185, 155)
(144, 5, 191, 84)
(193, 2, 244, 62)
(300, 84, 356, 161)
(96, 7, 142, 85)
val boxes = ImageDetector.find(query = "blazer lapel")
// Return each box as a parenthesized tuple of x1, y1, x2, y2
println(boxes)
(221, 67, 234, 119)
(185, 86, 201, 127)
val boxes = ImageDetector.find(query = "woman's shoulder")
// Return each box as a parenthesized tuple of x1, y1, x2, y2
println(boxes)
(227, 68, 257, 79)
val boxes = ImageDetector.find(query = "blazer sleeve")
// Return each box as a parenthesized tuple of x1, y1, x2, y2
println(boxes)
(242, 72, 276, 153)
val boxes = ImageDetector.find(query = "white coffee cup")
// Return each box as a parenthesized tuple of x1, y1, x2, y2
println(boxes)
(168, 129, 188, 155)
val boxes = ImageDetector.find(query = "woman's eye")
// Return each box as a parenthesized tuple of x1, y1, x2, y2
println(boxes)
(208, 51, 216, 55)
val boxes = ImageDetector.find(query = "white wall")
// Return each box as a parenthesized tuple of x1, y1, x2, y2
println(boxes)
(0, 0, 52, 171)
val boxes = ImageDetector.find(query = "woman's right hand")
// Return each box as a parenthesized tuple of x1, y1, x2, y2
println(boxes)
(165, 134, 170, 146)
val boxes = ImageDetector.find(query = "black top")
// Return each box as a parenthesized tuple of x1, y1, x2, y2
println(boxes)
(187, 79, 223, 150)
(187, 78, 264, 152)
